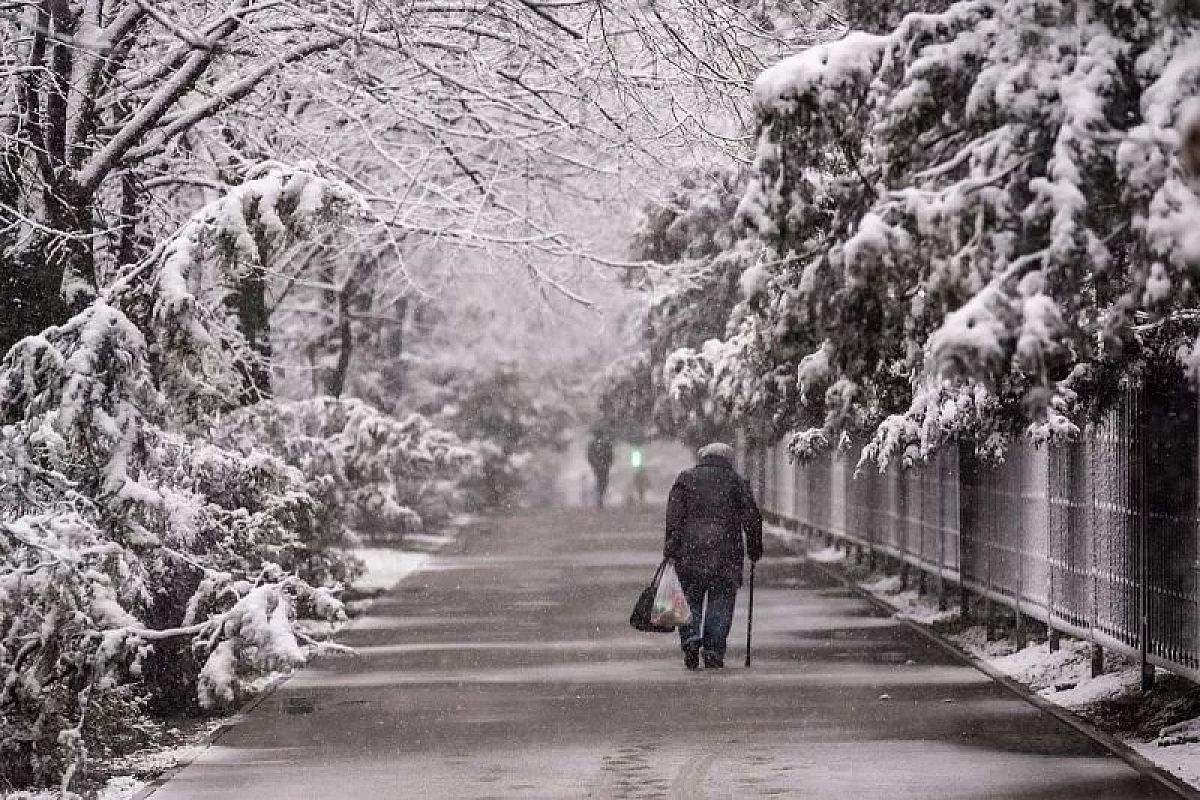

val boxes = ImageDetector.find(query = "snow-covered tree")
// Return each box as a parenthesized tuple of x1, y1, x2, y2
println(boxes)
(0, 166, 404, 792)
(597, 168, 756, 445)
(0, 0, 831, 365)
(682, 0, 1200, 467)
(419, 365, 572, 511)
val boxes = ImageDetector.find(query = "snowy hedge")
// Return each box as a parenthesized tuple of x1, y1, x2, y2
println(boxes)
(0, 165, 473, 793)
(214, 397, 476, 546)
(0, 301, 344, 790)
(674, 0, 1200, 467)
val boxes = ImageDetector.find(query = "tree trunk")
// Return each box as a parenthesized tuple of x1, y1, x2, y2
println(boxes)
(0, 247, 70, 357)
(0, 178, 94, 356)
(117, 170, 148, 267)
(324, 282, 354, 398)
(232, 267, 272, 401)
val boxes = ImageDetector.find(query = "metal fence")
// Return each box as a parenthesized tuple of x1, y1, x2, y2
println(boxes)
(738, 389, 1200, 688)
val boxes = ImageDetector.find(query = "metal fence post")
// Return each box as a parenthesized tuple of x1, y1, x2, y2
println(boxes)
(958, 442, 974, 621)
(937, 450, 948, 611)
(1136, 390, 1155, 692)
(1016, 446, 1027, 651)
(1088, 415, 1102, 678)
(1091, 643, 1105, 678)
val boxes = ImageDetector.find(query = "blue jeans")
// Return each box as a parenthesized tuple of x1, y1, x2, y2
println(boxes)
(677, 570, 738, 659)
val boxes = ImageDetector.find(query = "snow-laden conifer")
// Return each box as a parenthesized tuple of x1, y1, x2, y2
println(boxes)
(0, 165, 447, 791)
(681, 0, 1200, 467)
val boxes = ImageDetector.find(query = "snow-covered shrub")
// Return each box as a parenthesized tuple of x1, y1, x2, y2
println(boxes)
(0, 310, 342, 788)
(213, 397, 475, 545)
(0, 165, 364, 792)
(686, 0, 1200, 467)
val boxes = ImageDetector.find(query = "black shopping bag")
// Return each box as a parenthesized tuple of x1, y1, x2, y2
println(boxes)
(629, 560, 677, 633)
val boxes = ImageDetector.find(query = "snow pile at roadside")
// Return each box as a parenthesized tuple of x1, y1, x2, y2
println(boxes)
(787, 525, 1200, 790)
(887, 589, 958, 624)
(1131, 737, 1200, 790)
(861, 574, 903, 594)
(860, 573, 958, 624)
(949, 628, 1142, 708)
(956, 630, 1200, 788)
(847, 557, 1156, 720)
(1045, 666, 1144, 707)
(350, 548, 431, 592)
(765, 524, 804, 545)
(808, 545, 847, 563)
(975, 637, 1106, 694)
(99, 775, 147, 800)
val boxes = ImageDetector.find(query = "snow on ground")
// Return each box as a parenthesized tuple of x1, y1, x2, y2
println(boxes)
(951, 630, 1145, 708)
(765, 524, 805, 546)
(886, 589, 958, 625)
(350, 548, 431, 592)
(5, 719, 230, 799)
(860, 574, 903, 594)
(949, 624, 1019, 660)
(1131, 737, 1200, 790)
(856, 573, 957, 625)
(58, 719, 229, 800)
(808, 545, 847, 563)
(0, 779, 149, 800)
(1042, 665, 1144, 707)
(98, 776, 146, 800)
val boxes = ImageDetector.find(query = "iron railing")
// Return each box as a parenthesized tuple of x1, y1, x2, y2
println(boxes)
(737, 390, 1200, 687)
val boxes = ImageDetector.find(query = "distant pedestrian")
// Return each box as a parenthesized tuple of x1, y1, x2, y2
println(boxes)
(663, 442, 762, 670)
(586, 430, 614, 509)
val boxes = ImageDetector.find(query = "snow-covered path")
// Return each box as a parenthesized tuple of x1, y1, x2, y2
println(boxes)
(144, 508, 1181, 799)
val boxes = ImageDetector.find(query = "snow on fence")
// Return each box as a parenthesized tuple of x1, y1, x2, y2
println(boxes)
(738, 389, 1200, 689)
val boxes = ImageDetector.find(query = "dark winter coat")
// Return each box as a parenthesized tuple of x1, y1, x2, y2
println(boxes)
(663, 453, 763, 586)
(586, 436, 614, 477)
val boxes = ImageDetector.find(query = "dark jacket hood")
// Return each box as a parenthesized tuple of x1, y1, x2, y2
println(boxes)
(699, 453, 734, 469)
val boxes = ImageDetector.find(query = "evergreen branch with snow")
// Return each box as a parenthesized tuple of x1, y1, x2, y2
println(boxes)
(681, 0, 1200, 467)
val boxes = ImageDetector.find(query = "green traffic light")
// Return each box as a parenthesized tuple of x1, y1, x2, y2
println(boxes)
(630, 449, 643, 468)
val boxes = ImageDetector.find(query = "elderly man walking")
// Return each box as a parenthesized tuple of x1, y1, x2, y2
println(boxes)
(664, 442, 763, 670)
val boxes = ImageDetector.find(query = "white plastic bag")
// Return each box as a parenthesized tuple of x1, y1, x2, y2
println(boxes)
(650, 561, 692, 627)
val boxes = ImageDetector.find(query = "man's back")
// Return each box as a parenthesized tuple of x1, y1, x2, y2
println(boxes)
(664, 450, 762, 586)
(661, 442, 764, 670)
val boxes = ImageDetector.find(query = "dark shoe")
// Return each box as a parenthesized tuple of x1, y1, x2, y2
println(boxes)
(702, 652, 724, 669)
(683, 647, 700, 671)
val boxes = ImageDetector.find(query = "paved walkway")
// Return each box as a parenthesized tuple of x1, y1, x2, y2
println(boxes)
(148, 507, 1180, 799)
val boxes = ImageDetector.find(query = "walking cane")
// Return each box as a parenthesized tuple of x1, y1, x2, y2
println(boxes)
(744, 561, 756, 667)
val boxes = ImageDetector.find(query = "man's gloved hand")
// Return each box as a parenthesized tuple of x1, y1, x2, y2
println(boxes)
(748, 547, 763, 563)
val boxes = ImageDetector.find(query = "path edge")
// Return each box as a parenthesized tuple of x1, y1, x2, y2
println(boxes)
(131, 516, 489, 800)
(766, 525, 1200, 800)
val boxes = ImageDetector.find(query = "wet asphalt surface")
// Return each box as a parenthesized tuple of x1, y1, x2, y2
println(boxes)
(148, 507, 1180, 799)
